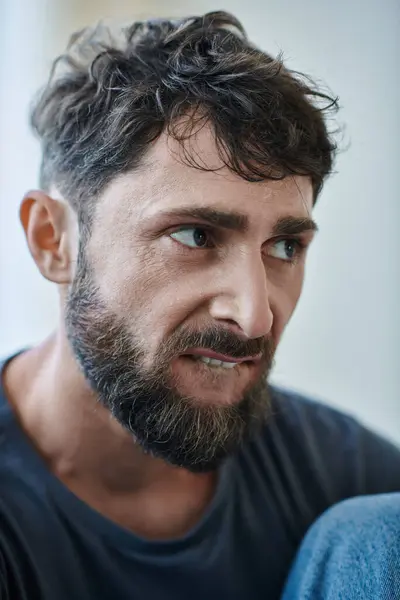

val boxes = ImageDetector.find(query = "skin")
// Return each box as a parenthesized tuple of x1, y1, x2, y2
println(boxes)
(2, 125, 315, 540)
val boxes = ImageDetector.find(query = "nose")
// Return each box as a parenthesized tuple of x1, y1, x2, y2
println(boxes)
(208, 253, 273, 340)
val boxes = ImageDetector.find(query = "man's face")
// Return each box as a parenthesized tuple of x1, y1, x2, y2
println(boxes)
(65, 126, 315, 471)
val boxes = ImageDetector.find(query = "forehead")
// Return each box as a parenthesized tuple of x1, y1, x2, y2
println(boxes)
(96, 125, 313, 229)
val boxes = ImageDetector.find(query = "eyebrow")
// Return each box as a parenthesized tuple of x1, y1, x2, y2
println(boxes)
(158, 207, 249, 231)
(272, 216, 318, 236)
(157, 207, 318, 236)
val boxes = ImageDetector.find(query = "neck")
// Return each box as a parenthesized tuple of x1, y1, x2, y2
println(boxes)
(2, 331, 217, 539)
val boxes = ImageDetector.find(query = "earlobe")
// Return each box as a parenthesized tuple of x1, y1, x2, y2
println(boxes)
(20, 190, 73, 285)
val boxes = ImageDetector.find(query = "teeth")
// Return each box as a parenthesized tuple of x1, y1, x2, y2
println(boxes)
(199, 356, 211, 364)
(196, 356, 237, 369)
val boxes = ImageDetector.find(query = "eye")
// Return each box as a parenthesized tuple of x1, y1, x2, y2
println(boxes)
(268, 239, 303, 263)
(170, 227, 212, 249)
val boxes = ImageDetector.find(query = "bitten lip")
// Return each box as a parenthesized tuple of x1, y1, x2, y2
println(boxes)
(182, 348, 262, 364)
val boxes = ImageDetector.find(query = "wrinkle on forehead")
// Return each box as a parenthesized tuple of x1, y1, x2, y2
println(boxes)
(97, 125, 313, 229)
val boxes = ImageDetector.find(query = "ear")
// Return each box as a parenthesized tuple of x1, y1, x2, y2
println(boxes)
(20, 190, 74, 285)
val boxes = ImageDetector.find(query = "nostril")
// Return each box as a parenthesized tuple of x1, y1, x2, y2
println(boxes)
(218, 319, 241, 331)
(217, 319, 245, 337)
(222, 319, 239, 328)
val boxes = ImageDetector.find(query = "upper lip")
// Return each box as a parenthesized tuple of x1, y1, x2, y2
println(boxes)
(183, 348, 262, 364)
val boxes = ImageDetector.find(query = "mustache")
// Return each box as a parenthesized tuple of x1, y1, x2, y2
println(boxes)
(164, 326, 275, 362)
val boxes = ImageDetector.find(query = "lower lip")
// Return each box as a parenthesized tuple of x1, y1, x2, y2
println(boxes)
(171, 355, 261, 406)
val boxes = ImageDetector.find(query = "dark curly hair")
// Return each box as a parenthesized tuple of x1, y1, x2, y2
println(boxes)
(30, 11, 339, 223)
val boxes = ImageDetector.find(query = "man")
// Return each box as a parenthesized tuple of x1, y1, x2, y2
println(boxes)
(0, 10, 399, 600)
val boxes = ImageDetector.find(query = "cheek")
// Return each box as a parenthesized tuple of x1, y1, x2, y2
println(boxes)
(95, 250, 169, 315)
(269, 267, 305, 343)
(91, 244, 198, 345)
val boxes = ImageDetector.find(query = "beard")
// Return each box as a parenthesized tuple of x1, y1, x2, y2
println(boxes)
(65, 247, 275, 472)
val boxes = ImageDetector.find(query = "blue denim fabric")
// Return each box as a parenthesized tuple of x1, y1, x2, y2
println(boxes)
(282, 494, 400, 599)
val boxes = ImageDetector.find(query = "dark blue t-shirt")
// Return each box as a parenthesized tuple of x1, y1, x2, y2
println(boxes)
(1, 355, 400, 600)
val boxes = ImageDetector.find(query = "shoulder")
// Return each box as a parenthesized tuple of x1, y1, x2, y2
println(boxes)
(269, 385, 400, 458)
(269, 385, 360, 436)
(267, 386, 379, 456)
(262, 385, 400, 500)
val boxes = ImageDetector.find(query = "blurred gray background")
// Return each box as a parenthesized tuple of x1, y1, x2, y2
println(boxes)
(1, 0, 399, 443)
